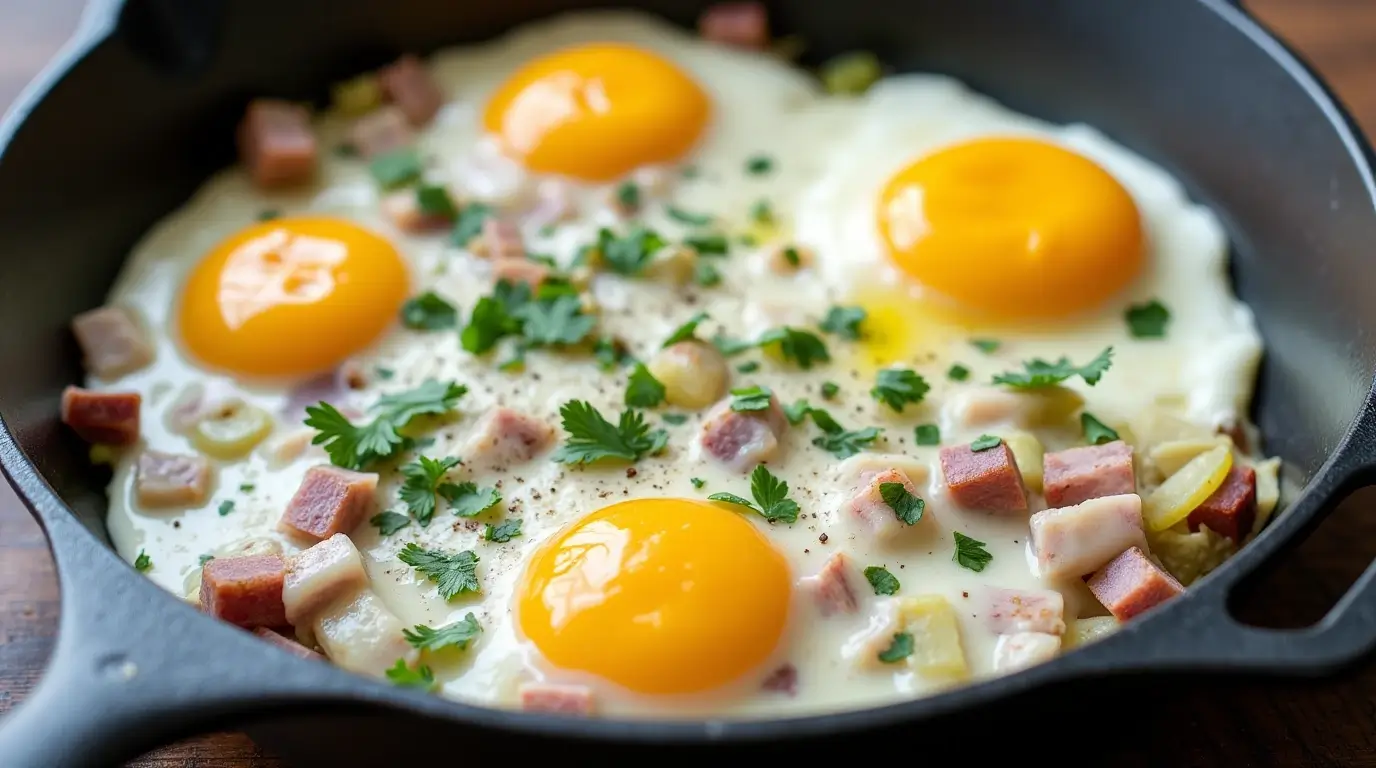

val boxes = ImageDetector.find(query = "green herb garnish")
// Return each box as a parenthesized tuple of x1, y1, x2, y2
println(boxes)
(515, 294, 597, 347)
(551, 400, 667, 465)
(693, 261, 722, 287)
(1081, 412, 1121, 445)
(369, 148, 422, 189)
(970, 338, 1001, 354)
(662, 413, 689, 425)
(398, 543, 480, 600)
(970, 434, 1002, 452)
(452, 203, 493, 246)
(484, 519, 523, 543)
(415, 184, 458, 219)
(745, 155, 774, 175)
(385, 659, 436, 690)
(992, 347, 1113, 389)
(820, 381, 840, 400)
(663, 311, 709, 347)
(666, 206, 713, 227)
(729, 385, 774, 413)
(133, 550, 152, 572)
(217, 500, 235, 517)
(914, 424, 941, 446)
(691, 477, 706, 489)
(819, 51, 882, 95)
(596, 226, 667, 275)
(948, 364, 970, 382)
(398, 456, 460, 526)
(400, 291, 458, 331)
(819, 305, 866, 340)
(370, 510, 411, 536)
(442, 482, 502, 518)
(1126, 299, 1170, 338)
(877, 632, 914, 664)
(616, 180, 640, 211)
(864, 565, 900, 595)
(305, 380, 467, 470)
(684, 233, 729, 255)
(403, 613, 481, 652)
(737, 361, 761, 374)
(625, 364, 667, 408)
(708, 465, 800, 524)
(953, 532, 993, 572)
(871, 368, 930, 413)
(759, 326, 830, 369)
(880, 481, 924, 525)
(750, 199, 775, 225)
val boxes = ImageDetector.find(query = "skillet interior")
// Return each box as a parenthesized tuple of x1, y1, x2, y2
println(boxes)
(1, 0, 1375, 761)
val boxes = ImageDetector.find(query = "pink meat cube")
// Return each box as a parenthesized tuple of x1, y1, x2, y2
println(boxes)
(478, 218, 525, 260)
(200, 555, 288, 629)
(378, 55, 444, 127)
(237, 99, 317, 188)
(253, 627, 324, 661)
(699, 395, 787, 473)
(761, 663, 798, 696)
(136, 450, 211, 508)
(492, 258, 550, 288)
(844, 467, 924, 540)
(71, 305, 154, 379)
(348, 106, 414, 159)
(1042, 441, 1136, 507)
(518, 683, 595, 715)
(698, 2, 769, 50)
(799, 552, 858, 617)
(279, 465, 379, 540)
(464, 407, 555, 468)
(60, 386, 141, 446)
(939, 441, 1028, 513)
(1088, 547, 1185, 621)
(981, 587, 1066, 635)
(1187, 464, 1257, 542)
(1029, 493, 1147, 580)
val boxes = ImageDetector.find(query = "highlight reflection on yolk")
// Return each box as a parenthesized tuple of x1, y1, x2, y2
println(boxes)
(178, 216, 408, 377)
(878, 137, 1144, 318)
(483, 43, 710, 181)
(518, 498, 790, 695)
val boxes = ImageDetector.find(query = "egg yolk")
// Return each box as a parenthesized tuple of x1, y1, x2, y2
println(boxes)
(178, 216, 408, 377)
(877, 137, 1144, 318)
(517, 498, 790, 695)
(483, 44, 711, 182)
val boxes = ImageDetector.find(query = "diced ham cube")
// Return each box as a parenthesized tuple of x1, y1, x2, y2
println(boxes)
(135, 450, 211, 508)
(492, 258, 550, 288)
(844, 467, 924, 540)
(699, 395, 787, 473)
(199, 554, 288, 628)
(377, 55, 444, 127)
(980, 587, 1066, 635)
(1042, 441, 1136, 507)
(464, 407, 555, 468)
(237, 99, 316, 188)
(799, 552, 858, 617)
(477, 218, 525, 260)
(282, 532, 369, 626)
(518, 683, 595, 715)
(1187, 464, 1257, 542)
(939, 441, 1028, 514)
(313, 590, 417, 677)
(698, 2, 769, 50)
(60, 386, 140, 445)
(253, 627, 324, 661)
(1029, 493, 1147, 580)
(761, 663, 798, 696)
(380, 189, 452, 232)
(279, 465, 379, 540)
(1087, 546, 1186, 621)
(71, 305, 154, 379)
(992, 631, 1062, 673)
(347, 106, 414, 159)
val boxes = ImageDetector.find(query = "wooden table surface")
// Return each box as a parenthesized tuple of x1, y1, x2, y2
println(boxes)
(3, 0, 1376, 765)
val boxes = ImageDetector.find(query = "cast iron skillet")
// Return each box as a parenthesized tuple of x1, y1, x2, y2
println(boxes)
(2, 0, 1376, 765)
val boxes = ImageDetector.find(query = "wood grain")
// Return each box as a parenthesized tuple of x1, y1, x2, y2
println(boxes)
(2, 0, 1376, 765)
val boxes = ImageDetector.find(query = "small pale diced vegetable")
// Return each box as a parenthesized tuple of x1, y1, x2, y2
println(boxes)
(898, 595, 968, 681)
(191, 402, 274, 459)
(1128, 407, 1213, 451)
(1143, 445, 1232, 532)
(1149, 524, 1235, 586)
(1148, 437, 1232, 480)
(947, 386, 1084, 430)
(331, 75, 383, 116)
(1253, 457, 1282, 534)
(820, 51, 883, 95)
(650, 341, 729, 409)
(646, 244, 697, 285)
(1064, 616, 1119, 649)
(1002, 431, 1045, 493)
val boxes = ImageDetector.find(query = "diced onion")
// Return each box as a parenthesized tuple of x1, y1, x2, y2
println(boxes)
(1143, 445, 1232, 532)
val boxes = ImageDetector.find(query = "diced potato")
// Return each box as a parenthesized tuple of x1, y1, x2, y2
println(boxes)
(1149, 437, 1233, 479)
(1064, 616, 1119, 649)
(645, 244, 697, 285)
(1129, 407, 1213, 451)
(947, 386, 1083, 430)
(649, 341, 729, 409)
(1002, 431, 1044, 493)
(897, 595, 969, 681)
(191, 403, 274, 459)
(1148, 524, 1235, 586)
(820, 51, 883, 95)
(1143, 445, 1232, 532)
(1252, 456, 1282, 534)
(331, 75, 382, 116)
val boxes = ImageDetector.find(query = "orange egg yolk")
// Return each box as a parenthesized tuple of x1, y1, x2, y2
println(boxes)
(518, 498, 790, 695)
(877, 137, 1144, 319)
(483, 43, 711, 182)
(178, 216, 409, 377)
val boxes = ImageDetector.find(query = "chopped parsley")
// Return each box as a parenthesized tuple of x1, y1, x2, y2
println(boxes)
(596, 226, 667, 275)
(662, 413, 689, 425)
(460, 281, 530, 354)
(238, 483, 255, 493)
(1126, 299, 1171, 338)
(914, 424, 941, 446)
(708, 465, 800, 524)
(370, 510, 411, 536)
(398, 456, 461, 526)
(403, 613, 482, 653)
(691, 477, 706, 489)
(953, 532, 993, 572)
(484, 519, 523, 543)
(1081, 412, 1121, 445)
(256, 209, 280, 221)
(593, 337, 634, 371)
(133, 550, 152, 572)
(374, 367, 395, 380)
(970, 338, 1001, 354)
(729, 385, 774, 413)
(217, 500, 235, 517)
(663, 311, 709, 347)
(625, 364, 667, 408)
(810, 421, 883, 459)
(737, 360, 761, 374)
(693, 261, 722, 287)
(877, 632, 914, 664)
(666, 205, 713, 227)
(684, 233, 729, 256)
(305, 380, 467, 470)
(820, 381, 840, 400)
(369, 148, 422, 189)
(400, 291, 458, 331)
(782, 399, 813, 426)
(871, 368, 930, 413)
(780, 246, 802, 267)
(385, 659, 435, 690)
(452, 203, 493, 246)
(819, 305, 866, 340)
(992, 347, 1114, 389)
(515, 294, 597, 347)
(864, 566, 900, 595)
(749, 199, 775, 225)
(398, 543, 480, 600)
(947, 364, 970, 382)
(461, 281, 596, 355)
(551, 400, 667, 464)
(712, 333, 757, 357)
(880, 481, 924, 525)
(198, 554, 215, 566)
(970, 434, 1002, 452)
(442, 482, 502, 518)
(759, 326, 830, 369)
(615, 180, 640, 211)
(415, 184, 458, 219)
(745, 154, 774, 175)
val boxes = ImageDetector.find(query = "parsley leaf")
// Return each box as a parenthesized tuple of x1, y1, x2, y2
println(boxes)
(948, 364, 970, 381)
(662, 413, 689, 425)
(992, 347, 1114, 389)
(745, 154, 774, 175)
(217, 500, 235, 517)
(441, 482, 502, 518)
(516, 294, 597, 347)
(708, 465, 800, 524)
(749, 198, 775, 225)
(880, 482, 924, 525)
(385, 659, 435, 690)
(239, 483, 256, 493)
(759, 327, 830, 369)
(970, 338, 1001, 354)
(484, 519, 523, 542)
(663, 312, 709, 347)
(257, 209, 280, 221)
(693, 261, 722, 287)
(970, 434, 1002, 452)
(737, 361, 761, 374)
(593, 337, 634, 371)
(864, 566, 900, 595)
(403, 613, 482, 652)
(398, 543, 481, 600)
(1126, 299, 1171, 338)
(415, 184, 459, 219)
(305, 380, 466, 470)
(877, 632, 914, 664)
(1081, 412, 1120, 445)
(198, 554, 215, 566)
(819, 306, 866, 340)
(684, 233, 729, 255)
(783, 398, 813, 426)
(871, 368, 930, 413)
(730, 385, 774, 413)
(625, 364, 667, 408)
(666, 206, 713, 227)
(952, 532, 993, 572)
(552, 400, 667, 464)
(461, 280, 531, 354)
(712, 333, 757, 357)
(691, 477, 706, 489)
(820, 382, 840, 400)
(370, 510, 411, 536)
(370, 148, 422, 189)
(914, 423, 941, 446)
(597, 226, 666, 275)
(401, 291, 458, 331)
(398, 456, 460, 526)
(452, 203, 493, 246)
(813, 426, 883, 459)
(133, 550, 152, 572)
(616, 180, 640, 211)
